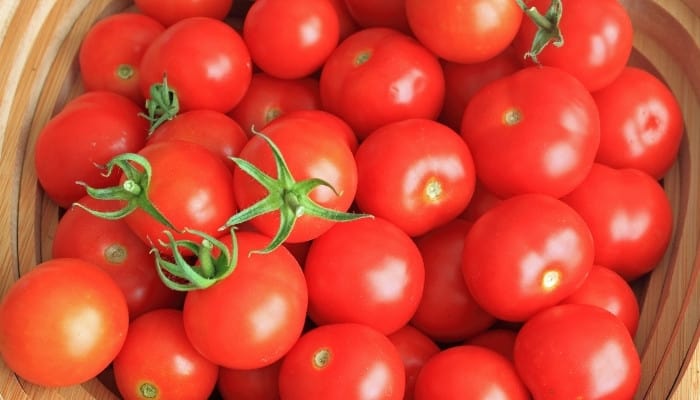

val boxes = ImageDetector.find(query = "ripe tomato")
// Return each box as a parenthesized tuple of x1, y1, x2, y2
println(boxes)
(514, 303, 641, 399)
(592, 66, 684, 179)
(320, 27, 445, 139)
(461, 66, 600, 198)
(462, 194, 595, 322)
(465, 328, 518, 361)
(329, 0, 360, 40)
(79, 13, 164, 103)
(265, 109, 359, 153)
(405, 0, 523, 63)
(387, 325, 440, 400)
(561, 163, 674, 281)
(217, 360, 282, 400)
(278, 323, 406, 399)
(354, 118, 476, 237)
(183, 231, 308, 369)
(112, 309, 219, 400)
(459, 180, 503, 222)
(304, 217, 425, 335)
(411, 219, 496, 342)
(343, 0, 411, 33)
(243, 0, 340, 79)
(0, 258, 129, 386)
(139, 17, 252, 113)
(134, 0, 233, 26)
(414, 345, 529, 400)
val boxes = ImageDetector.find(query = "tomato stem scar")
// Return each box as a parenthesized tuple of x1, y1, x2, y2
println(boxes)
(313, 348, 331, 369)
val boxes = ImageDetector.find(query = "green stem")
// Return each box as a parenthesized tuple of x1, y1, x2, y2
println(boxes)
(514, 0, 564, 63)
(140, 73, 179, 133)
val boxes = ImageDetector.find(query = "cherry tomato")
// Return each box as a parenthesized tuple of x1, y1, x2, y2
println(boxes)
(343, 0, 411, 33)
(329, 0, 360, 40)
(217, 360, 282, 400)
(112, 309, 219, 400)
(387, 325, 440, 400)
(0, 258, 129, 386)
(459, 180, 503, 222)
(134, 0, 233, 26)
(465, 328, 518, 361)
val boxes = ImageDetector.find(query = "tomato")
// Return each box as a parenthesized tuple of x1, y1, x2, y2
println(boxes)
(354, 118, 476, 237)
(560, 265, 640, 336)
(320, 27, 445, 139)
(459, 180, 503, 222)
(405, 0, 523, 64)
(461, 65, 600, 198)
(139, 17, 252, 113)
(183, 231, 308, 369)
(52, 196, 184, 319)
(134, 0, 233, 26)
(227, 72, 321, 134)
(414, 345, 529, 400)
(0, 258, 129, 386)
(464, 328, 518, 361)
(514, 303, 641, 399)
(265, 109, 359, 153)
(79, 13, 164, 103)
(411, 219, 496, 342)
(343, 0, 411, 33)
(34, 91, 148, 208)
(592, 66, 684, 179)
(243, 0, 340, 79)
(561, 163, 674, 281)
(112, 309, 219, 400)
(513, 0, 633, 92)
(217, 360, 282, 400)
(387, 325, 440, 400)
(462, 194, 595, 322)
(329, 0, 360, 40)
(304, 217, 425, 335)
(278, 323, 406, 399)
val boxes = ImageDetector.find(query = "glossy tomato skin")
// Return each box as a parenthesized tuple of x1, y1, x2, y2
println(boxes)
(52, 196, 184, 319)
(462, 194, 595, 322)
(414, 345, 529, 400)
(278, 323, 406, 400)
(0, 258, 129, 387)
(343, 0, 411, 33)
(354, 118, 476, 237)
(406, 0, 523, 63)
(320, 27, 445, 139)
(304, 217, 425, 335)
(217, 360, 282, 400)
(79, 13, 164, 103)
(513, 0, 633, 91)
(113, 309, 219, 400)
(387, 325, 440, 400)
(561, 163, 673, 281)
(461, 66, 600, 198)
(134, 0, 232, 26)
(514, 303, 641, 399)
(35, 91, 148, 208)
(592, 66, 683, 179)
(139, 17, 252, 113)
(243, 0, 340, 79)
(411, 219, 496, 342)
(183, 231, 308, 369)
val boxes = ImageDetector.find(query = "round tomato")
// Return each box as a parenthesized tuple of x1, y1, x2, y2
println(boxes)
(465, 328, 518, 361)
(112, 309, 219, 400)
(265, 109, 359, 153)
(329, 0, 360, 40)
(459, 180, 503, 222)
(387, 325, 440, 400)
(278, 323, 406, 399)
(134, 0, 232, 26)
(217, 360, 282, 400)
(343, 0, 411, 33)
(0, 258, 129, 386)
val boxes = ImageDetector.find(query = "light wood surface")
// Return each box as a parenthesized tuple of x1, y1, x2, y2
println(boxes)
(1, 0, 699, 399)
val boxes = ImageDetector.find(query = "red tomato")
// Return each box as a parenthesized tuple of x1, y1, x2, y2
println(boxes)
(217, 360, 282, 400)
(243, 0, 340, 79)
(514, 303, 641, 399)
(112, 309, 219, 400)
(343, 0, 411, 33)
(513, 0, 633, 91)
(405, 0, 523, 63)
(134, 0, 233, 26)
(34, 91, 148, 208)
(329, 0, 360, 40)
(459, 180, 503, 222)
(304, 217, 425, 335)
(320, 27, 445, 139)
(52, 196, 184, 319)
(414, 345, 529, 400)
(461, 66, 600, 198)
(387, 325, 440, 400)
(412, 219, 496, 342)
(139, 17, 252, 113)
(465, 328, 518, 361)
(265, 109, 359, 153)
(0, 258, 129, 386)
(278, 323, 406, 399)
(79, 13, 164, 103)
(462, 194, 595, 322)
(592, 66, 683, 179)
(354, 118, 476, 237)
(560, 265, 640, 336)
(183, 231, 308, 369)
(561, 163, 674, 280)
(227, 72, 321, 134)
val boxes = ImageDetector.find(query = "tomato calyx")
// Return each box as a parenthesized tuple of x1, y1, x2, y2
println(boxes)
(223, 130, 371, 254)
(515, 0, 564, 63)
(140, 74, 179, 133)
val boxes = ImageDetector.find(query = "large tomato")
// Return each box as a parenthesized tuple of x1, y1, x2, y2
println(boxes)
(0, 258, 129, 387)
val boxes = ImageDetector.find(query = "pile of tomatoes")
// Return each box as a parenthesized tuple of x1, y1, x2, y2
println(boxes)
(0, 0, 685, 399)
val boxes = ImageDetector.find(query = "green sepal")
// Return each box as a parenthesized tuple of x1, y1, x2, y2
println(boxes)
(515, 0, 564, 63)
(140, 73, 179, 133)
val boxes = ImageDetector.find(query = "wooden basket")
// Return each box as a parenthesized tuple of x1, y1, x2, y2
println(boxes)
(1, 0, 699, 399)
